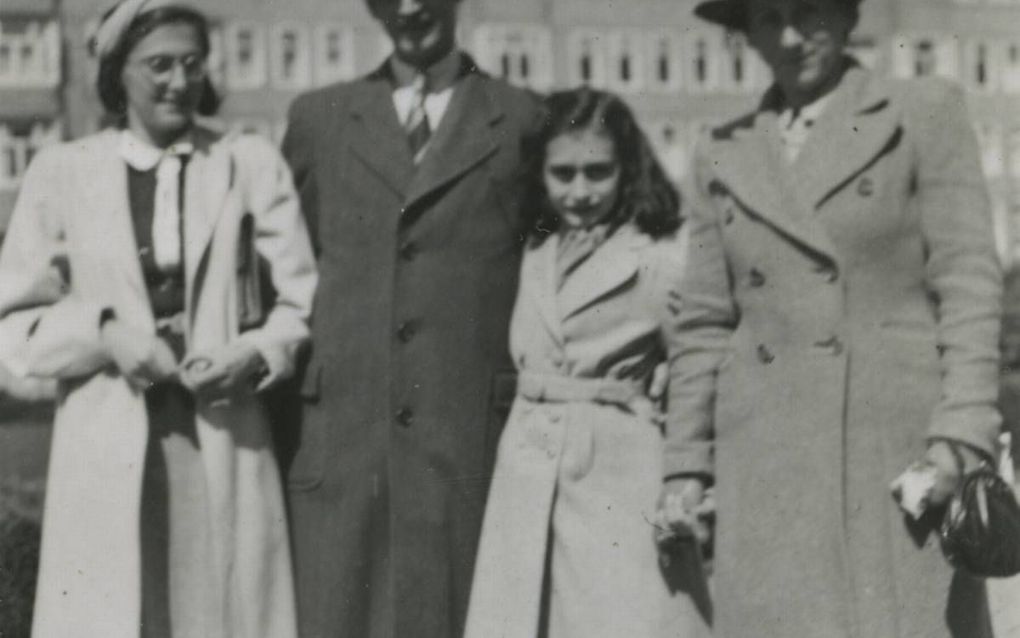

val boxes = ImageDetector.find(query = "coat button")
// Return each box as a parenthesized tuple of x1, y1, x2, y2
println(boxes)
(395, 407, 414, 427)
(857, 177, 874, 197)
(757, 344, 775, 364)
(396, 320, 417, 343)
(748, 268, 766, 288)
(813, 336, 844, 356)
(399, 242, 418, 261)
(814, 263, 839, 283)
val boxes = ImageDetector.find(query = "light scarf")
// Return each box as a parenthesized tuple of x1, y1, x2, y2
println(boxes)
(118, 129, 193, 272)
(93, 0, 196, 59)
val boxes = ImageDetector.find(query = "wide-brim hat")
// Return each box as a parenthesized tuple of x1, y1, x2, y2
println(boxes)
(693, 0, 748, 30)
(694, 0, 862, 31)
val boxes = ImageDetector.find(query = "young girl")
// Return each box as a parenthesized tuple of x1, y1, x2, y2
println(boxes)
(464, 89, 711, 638)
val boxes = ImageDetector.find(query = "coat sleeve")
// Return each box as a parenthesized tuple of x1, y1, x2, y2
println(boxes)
(910, 79, 1004, 458)
(660, 147, 740, 481)
(0, 146, 109, 380)
(234, 136, 318, 390)
(281, 94, 322, 256)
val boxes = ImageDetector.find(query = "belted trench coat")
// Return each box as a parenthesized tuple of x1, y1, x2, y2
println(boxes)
(670, 64, 1002, 637)
(465, 225, 711, 638)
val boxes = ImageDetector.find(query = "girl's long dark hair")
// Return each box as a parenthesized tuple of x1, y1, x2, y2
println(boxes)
(524, 88, 682, 244)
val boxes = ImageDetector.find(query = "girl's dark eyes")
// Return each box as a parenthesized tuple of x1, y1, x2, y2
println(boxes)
(546, 162, 618, 182)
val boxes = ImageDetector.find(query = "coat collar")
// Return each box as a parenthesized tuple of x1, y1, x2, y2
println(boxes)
(558, 223, 650, 321)
(708, 61, 898, 264)
(520, 223, 650, 339)
(346, 55, 504, 212)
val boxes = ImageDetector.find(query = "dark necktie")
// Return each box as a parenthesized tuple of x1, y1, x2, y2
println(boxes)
(405, 73, 431, 163)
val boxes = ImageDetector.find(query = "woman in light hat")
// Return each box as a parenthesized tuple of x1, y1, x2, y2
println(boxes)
(669, 0, 1001, 635)
(0, 2, 315, 636)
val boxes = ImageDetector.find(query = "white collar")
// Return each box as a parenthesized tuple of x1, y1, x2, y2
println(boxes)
(118, 128, 194, 171)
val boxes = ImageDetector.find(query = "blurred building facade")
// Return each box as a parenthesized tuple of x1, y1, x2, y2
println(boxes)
(1, 0, 1020, 259)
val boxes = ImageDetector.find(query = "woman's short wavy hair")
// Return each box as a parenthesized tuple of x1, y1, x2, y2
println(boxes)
(93, 5, 220, 123)
(525, 88, 682, 244)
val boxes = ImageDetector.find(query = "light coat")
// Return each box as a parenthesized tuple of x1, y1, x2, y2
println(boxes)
(671, 64, 1002, 637)
(0, 127, 316, 638)
(279, 58, 541, 638)
(466, 225, 711, 638)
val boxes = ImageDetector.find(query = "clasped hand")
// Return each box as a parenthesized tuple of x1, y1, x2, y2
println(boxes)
(655, 478, 714, 554)
(101, 320, 263, 400)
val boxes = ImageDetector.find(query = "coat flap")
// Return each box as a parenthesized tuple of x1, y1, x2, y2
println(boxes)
(559, 226, 649, 321)
(403, 72, 503, 212)
(790, 66, 902, 211)
(521, 234, 565, 347)
(347, 77, 416, 198)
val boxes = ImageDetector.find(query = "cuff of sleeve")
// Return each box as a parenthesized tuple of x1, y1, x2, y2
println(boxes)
(236, 330, 291, 391)
(926, 410, 1000, 461)
(663, 443, 714, 482)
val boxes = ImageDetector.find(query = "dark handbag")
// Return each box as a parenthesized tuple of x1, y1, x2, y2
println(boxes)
(938, 441, 1020, 578)
(237, 213, 276, 332)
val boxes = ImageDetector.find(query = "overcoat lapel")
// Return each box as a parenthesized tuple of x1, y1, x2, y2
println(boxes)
(183, 129, 232, 298)
(404, 70, 502, 210)
(84, 132, 151, 330)
(522, 235, 565, 346)
(710, 112, 840, 264)
(558, 226, 648, 321)
(790, 66, 900, 211)
(347, 73, 416, 198)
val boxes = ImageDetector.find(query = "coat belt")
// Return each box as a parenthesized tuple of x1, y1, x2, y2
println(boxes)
(516, 371, 646, 406)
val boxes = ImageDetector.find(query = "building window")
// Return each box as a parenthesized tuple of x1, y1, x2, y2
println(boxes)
(963, 39, 1000, 92)
(644, 31, 683, 92)
(314, 24, 355, 86)
(0, 121, 60, 191)
(472, 24, 553, 91)
(720, 32, 756, 92)
(0, 20, 60, 88)
(1002, 42, 1020, 94)
(271, 23, 311, 90)
(686, 31, 719, 92)
(567, 29, 608, 88)
(225, 22, 267, 90)
(608, 30, 644, 93)
(891, 34, 959, 79)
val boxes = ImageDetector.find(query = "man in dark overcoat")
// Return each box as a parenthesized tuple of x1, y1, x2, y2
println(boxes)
(278, 0, 541, 636)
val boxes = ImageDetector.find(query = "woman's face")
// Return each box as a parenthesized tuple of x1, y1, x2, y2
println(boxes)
(543, 127, 621, 229)
(121, 22, 207, 147)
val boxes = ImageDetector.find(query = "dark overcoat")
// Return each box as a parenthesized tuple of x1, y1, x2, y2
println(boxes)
(279, 58, 540, 638)
(670, 64, 1003, 637)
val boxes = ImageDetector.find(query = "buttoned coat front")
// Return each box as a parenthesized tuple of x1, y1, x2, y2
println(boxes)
(670, 65, 1003, 638)
(279, 59, 540, 638)
(465, 225, 711, 638)
(0, 127, 316, 638)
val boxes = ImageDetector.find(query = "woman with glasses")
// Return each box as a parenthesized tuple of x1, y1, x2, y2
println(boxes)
(0, 2, 316, 636)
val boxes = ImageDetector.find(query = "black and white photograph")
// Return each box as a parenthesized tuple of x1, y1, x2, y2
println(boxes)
(1, 0, 1020, 636)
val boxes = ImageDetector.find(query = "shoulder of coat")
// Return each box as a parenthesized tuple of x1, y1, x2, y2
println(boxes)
(33, 129, 115, 170)
(288, 78, 364, 121)
(707, 110, 757, 143)
(891, 75, 964, 113)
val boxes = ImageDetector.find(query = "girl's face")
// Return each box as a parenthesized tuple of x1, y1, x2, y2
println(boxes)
(121, 21, 207, 147)
(543, 127, 621, 229)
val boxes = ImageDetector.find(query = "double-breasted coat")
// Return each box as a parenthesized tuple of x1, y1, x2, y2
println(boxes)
(465, 224, 712, 638)
(0, 127, 317, 638)
(279, 57, 541, 638)
(670, 63, 1002, 637)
